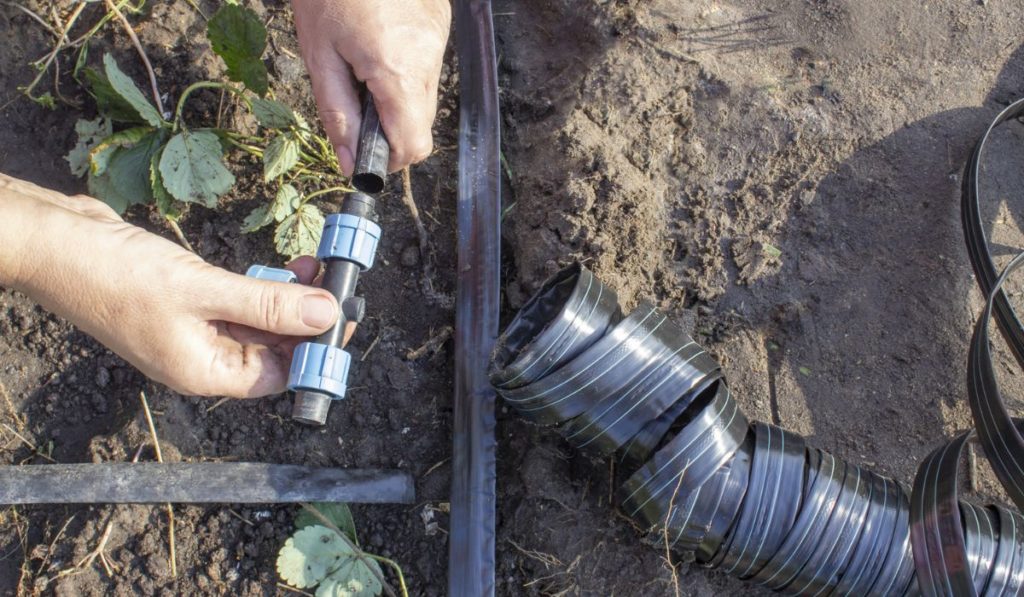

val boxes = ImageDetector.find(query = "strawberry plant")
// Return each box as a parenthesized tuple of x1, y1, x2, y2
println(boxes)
(65, 3, 348, 258)
(277, 503, 407, 597)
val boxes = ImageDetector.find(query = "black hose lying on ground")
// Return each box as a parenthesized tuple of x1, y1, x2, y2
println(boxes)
(490, 99, 1024, 596)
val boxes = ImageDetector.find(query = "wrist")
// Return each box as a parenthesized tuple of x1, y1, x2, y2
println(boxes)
(0, 176, 51, 292)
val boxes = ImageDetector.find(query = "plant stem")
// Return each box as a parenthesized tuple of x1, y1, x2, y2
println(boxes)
(303, 186, 353, 203)
(174, 81, 245, 132)
(11, 2, 86, 107)
(363, 554, 409, 597)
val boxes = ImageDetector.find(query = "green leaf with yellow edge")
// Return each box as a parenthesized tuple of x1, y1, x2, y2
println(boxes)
(275, 203, 323, 258)
(89, 126, 153, 176)
(276, 525, 382, 597)
(150, 145, 180, 220)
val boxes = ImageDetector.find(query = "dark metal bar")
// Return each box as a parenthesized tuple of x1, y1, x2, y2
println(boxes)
(449, 0, 501, 594)
(0, 463, 415, 504)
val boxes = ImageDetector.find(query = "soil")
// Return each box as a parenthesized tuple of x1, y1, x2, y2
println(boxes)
(3, 0, 1024, 595)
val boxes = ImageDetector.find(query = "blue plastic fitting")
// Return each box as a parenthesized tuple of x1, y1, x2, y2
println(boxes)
(287, 342, 352, 400)
(245, 265, 298, 284)
(316, 213, 381, 270)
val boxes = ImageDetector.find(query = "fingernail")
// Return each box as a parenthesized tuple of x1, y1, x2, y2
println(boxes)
(301, 294, 338, 329)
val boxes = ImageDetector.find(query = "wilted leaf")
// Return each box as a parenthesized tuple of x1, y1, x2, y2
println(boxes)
(207, 4, 268, 96)
(83, 67, 145, 123)
(159, 130, 235, 207)
(66, 117, 112, 177)
(150, 146, 180, 220)
(250, 97, 298, 129)
(89, 126, 153, 175)
(296, 504, 358, 545)
(264, 132, 301, 181)
(275, 203, 323, 258)
(102, 54, 164, 127)
(276, 525, 350, 589)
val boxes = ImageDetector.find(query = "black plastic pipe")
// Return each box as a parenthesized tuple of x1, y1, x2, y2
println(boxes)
(449, 0, 501, 594)
(490, 261, 1024, 596)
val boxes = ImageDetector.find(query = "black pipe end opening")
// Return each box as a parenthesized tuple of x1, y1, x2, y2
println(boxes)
(352, 173, 386, 195)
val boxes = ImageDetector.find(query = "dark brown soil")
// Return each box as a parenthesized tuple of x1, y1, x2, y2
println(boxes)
(4, 0, 1024, 595)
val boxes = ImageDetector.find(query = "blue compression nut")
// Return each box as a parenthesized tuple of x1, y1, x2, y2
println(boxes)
(287, 342, 351, 400)
(316, 214, 381, 270)
(245, 265, 298, 284)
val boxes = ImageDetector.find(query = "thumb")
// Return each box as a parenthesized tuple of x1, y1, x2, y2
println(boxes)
(204, 272, 339, 336)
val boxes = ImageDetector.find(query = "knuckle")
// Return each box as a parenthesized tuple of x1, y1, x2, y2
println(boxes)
(256, 285, 289, 330)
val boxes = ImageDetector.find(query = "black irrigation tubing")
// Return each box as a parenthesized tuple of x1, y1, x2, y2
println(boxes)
(487, 99, 1024, 597)
(449, 0, 500, 595)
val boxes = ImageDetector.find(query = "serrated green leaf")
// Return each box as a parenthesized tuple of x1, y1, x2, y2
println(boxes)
(150, 145, 180, 220)
(276, 525, 353, 589)
(275, 203, 323, 258)
(102, 54, 164, 127)
(296, 504, 358, 545)
(207, 4, 268, 96)
(66, 117, 112, 177)
(30, 92, 56, 109)
(159, 130, 235, 207)
(83, 67, 145, 123)
(105, 130, 165, 207)
(250, 97, 299, 129)
(90, 126, 154, 175)
(264, 132, 301, 181)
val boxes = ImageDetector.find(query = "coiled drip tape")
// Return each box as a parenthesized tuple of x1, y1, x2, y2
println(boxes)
(490, 257, 1024, 595)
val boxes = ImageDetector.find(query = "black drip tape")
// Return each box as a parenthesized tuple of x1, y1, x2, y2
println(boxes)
(491, 260, 1024, 595)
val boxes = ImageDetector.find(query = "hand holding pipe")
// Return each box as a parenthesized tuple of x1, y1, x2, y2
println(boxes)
(248, 94, 390, 425)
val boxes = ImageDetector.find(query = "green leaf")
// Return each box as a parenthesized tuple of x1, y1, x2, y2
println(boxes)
(250, 97, 299, 129)
(102, 54, 164, 127)
(66, 118, 112, 177)
(83, 67, 145, 123)
(277, 525, 350, 589)
(159, 130, 235, 207)
(242, 205, 272, 233)
(105, 130, 166, 207)
(274, 184, 301, 221)
(275, 203, 324, 258)
(87, 170, 131, 214)
(295, 504, 358, 545)
(207, 4, 269, 96)
(763, 243, 782, 259)
(316, 558, 383, 597)
(798, 366, 812, 377)
(150, 145, 180, 220)
(30, 92, 56, 109)
(90, 126, 154, 175)
(264, 132, 301, 181)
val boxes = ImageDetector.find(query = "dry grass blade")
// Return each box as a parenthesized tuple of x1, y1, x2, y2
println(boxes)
(138, 391, 176, 578)
(662, 473, 685, 597)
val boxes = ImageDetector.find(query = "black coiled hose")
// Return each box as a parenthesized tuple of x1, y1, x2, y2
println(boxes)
(489, 99, 1024, 596)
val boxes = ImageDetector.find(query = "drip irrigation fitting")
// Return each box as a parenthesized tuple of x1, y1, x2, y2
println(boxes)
(490, 261, 1024, 596)
(247, 94, 388, 426)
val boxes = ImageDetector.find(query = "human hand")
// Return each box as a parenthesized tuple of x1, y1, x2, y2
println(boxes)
(292, 0, 451, 174)
(0, 174, 339, 398)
